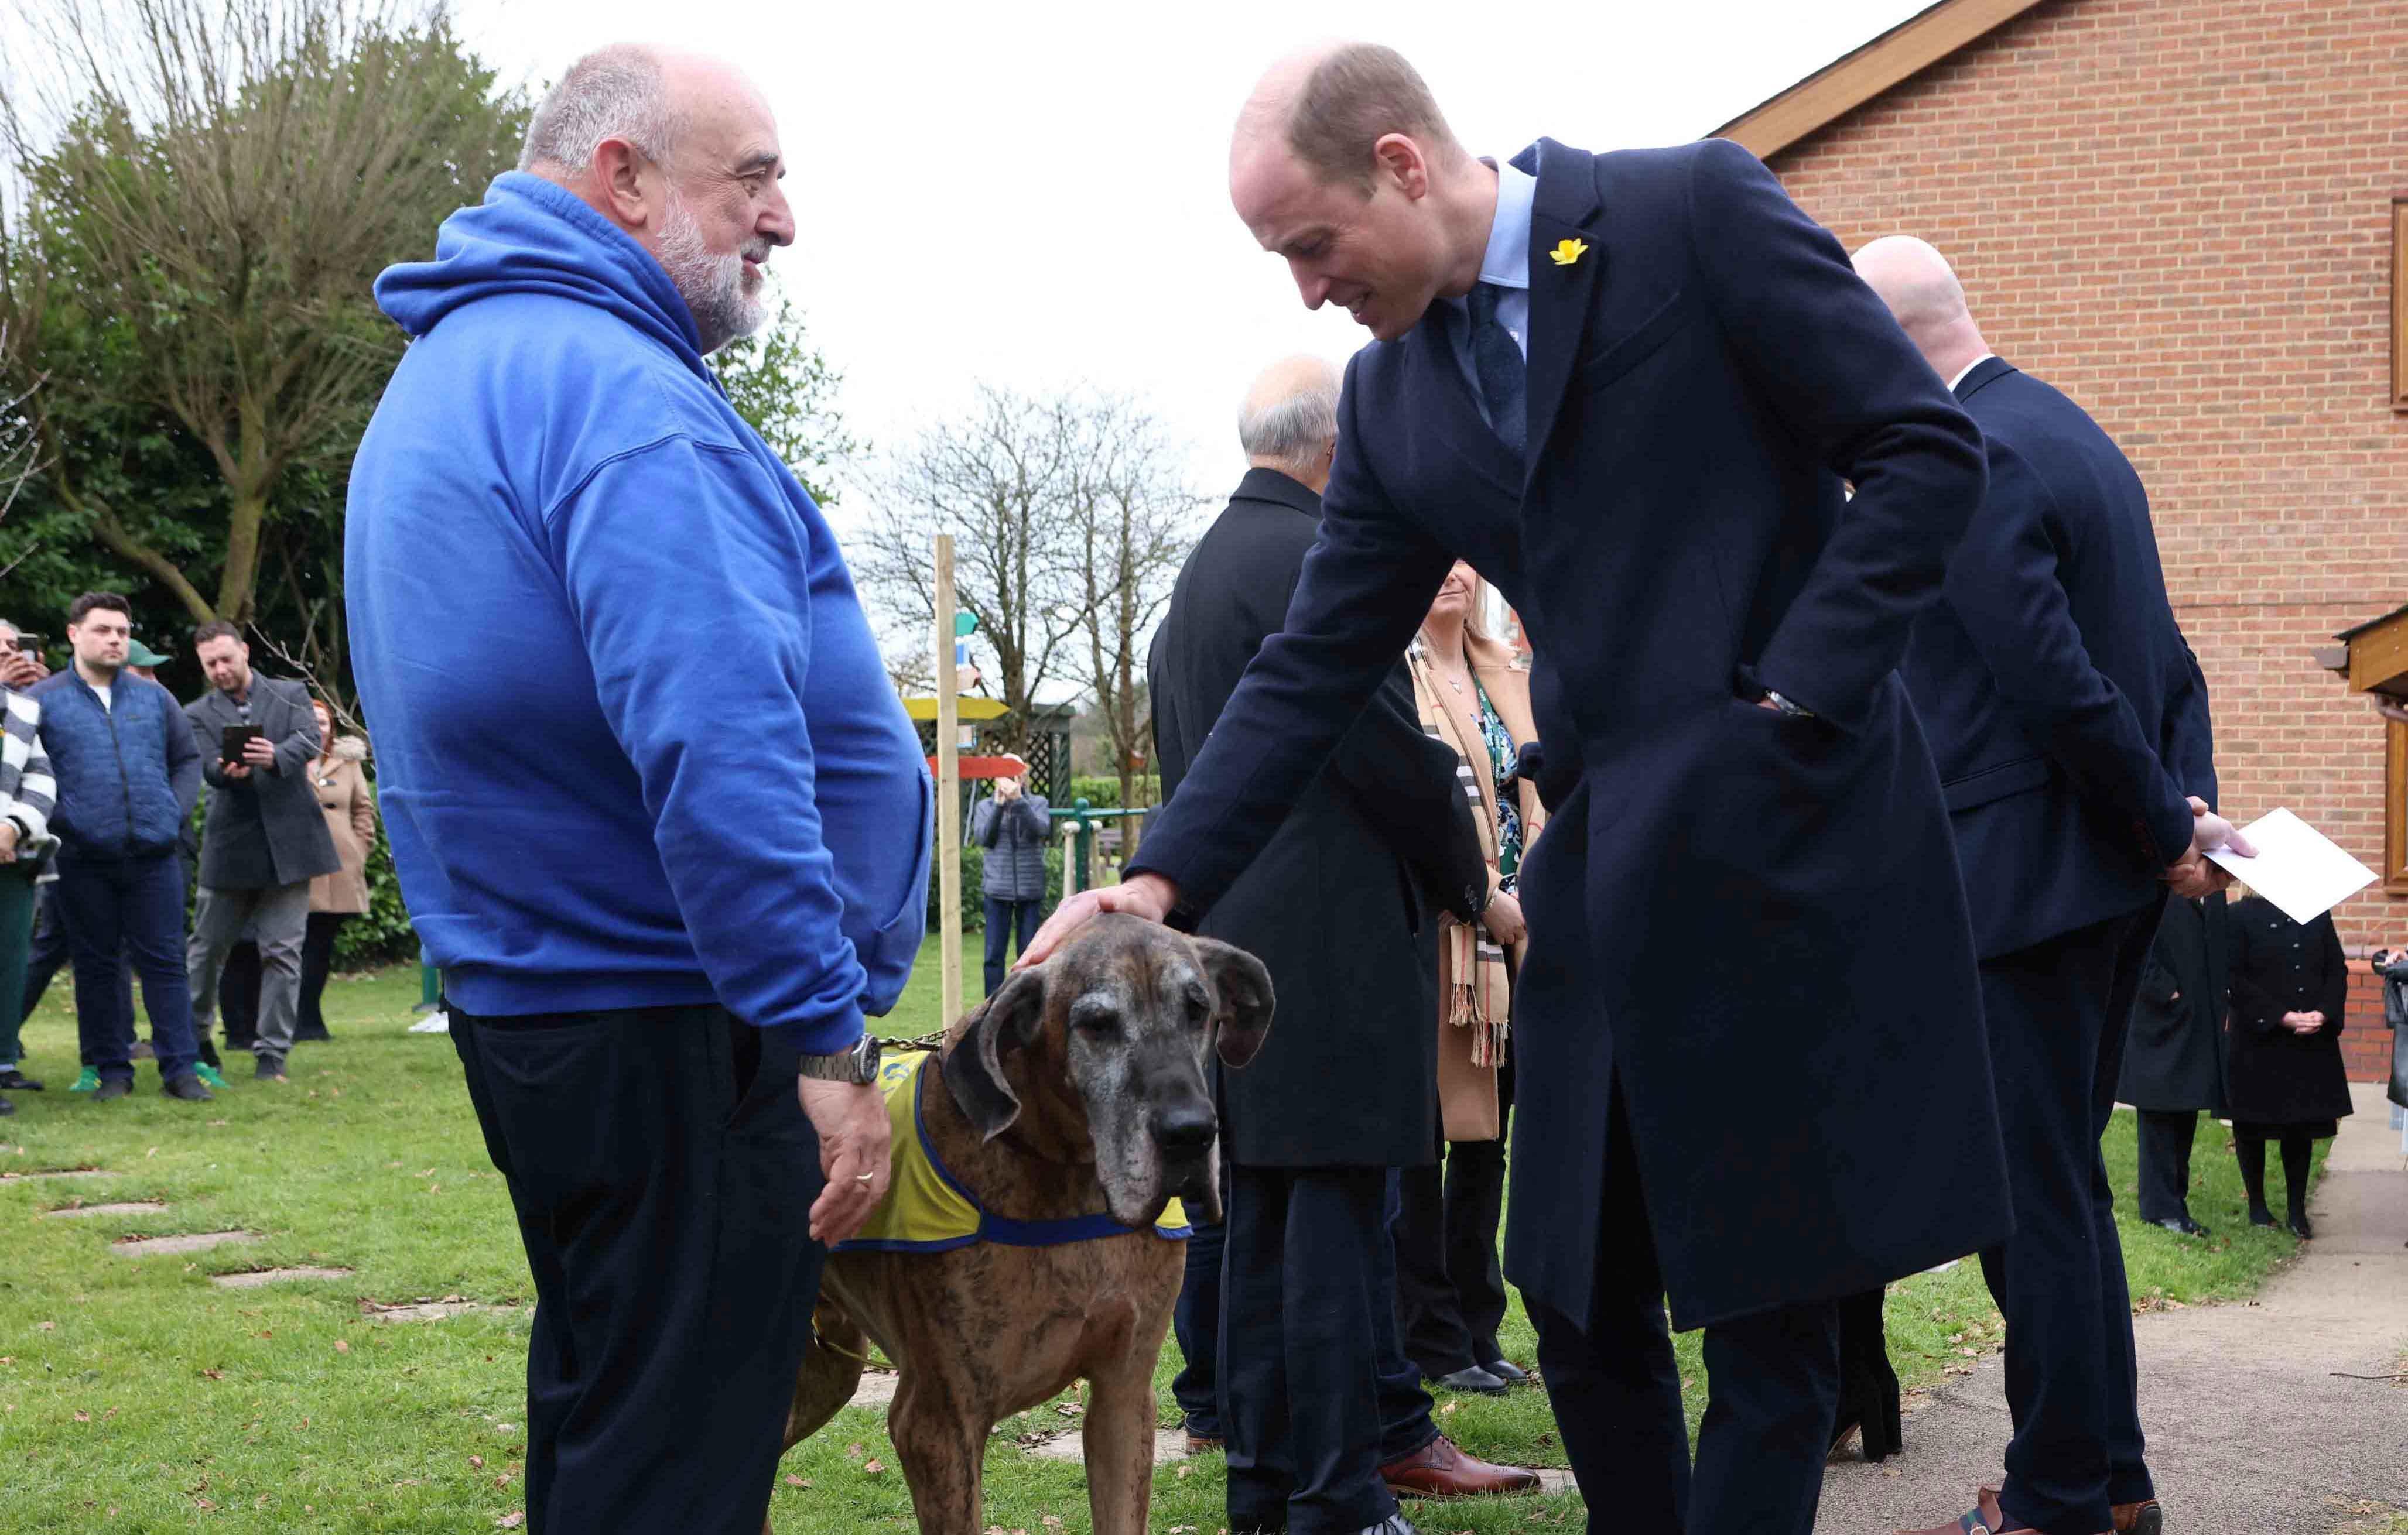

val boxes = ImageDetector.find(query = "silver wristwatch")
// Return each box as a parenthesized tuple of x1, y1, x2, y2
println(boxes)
(798, 1034, 883, 1085)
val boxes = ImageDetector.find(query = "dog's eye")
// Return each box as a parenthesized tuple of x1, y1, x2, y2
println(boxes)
(1070, 1005, 1120, 1037)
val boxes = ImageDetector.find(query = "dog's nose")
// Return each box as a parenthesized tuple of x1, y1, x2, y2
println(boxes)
(1153, 1102, 1216, 1150)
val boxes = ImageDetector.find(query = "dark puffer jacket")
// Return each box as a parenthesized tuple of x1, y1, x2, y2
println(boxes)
(27, 669, 200, 859)
(968, 792, 1051, 903)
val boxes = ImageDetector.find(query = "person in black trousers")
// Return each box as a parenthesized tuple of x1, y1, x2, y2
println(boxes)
(2224, 895, 2354, 1239)
(1860, 238, 2246, 1535)
(2121, 894, 2233, 1235)
(1150, 357, 1530, 1535)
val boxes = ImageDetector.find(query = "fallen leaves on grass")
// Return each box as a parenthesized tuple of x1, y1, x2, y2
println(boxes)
(495, 1514, 524, 1529)
(334, 1339, 350, 1354)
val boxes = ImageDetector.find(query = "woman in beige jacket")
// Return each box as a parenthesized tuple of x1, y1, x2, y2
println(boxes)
(1393, 561, 1547, 1394)
(292, 698, 377, 1042)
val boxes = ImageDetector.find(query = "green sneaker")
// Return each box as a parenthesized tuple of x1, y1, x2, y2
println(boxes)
(193, 1063, 230, 1091)
(69, 1067, 100, 1093)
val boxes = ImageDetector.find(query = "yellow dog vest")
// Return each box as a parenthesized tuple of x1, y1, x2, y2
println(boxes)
(835, 1051, 1192, 1253)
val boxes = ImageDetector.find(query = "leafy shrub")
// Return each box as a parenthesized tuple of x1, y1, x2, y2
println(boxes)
(1064, 775, 1160, 810)
(332, 824, 417, 969)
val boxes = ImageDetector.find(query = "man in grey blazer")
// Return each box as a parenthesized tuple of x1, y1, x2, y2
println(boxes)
(184, 622, 338, 1080)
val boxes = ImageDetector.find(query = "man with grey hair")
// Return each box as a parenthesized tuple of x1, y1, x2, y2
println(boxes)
(1150, 357, 1520, 1535)
(348, 43, 929, 1534)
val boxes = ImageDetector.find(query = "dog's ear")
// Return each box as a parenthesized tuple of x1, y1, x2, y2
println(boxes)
(1187, 937, 1274, 1069)
(940, 964, 1049, 1140)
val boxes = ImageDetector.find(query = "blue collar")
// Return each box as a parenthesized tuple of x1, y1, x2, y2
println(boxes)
(1479, 159, 1537, 293)
(912, 1052, 1164, 1247)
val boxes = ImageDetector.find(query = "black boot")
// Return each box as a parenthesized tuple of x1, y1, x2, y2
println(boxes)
(2236, 1133, 2276, 1226)
(2280, 1134, 2314, 1239)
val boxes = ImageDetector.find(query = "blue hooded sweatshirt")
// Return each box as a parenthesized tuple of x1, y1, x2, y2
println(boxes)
(347, 174, 931, 1052)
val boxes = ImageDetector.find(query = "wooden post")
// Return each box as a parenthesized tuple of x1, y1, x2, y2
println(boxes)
(934, 535, 963, 1027)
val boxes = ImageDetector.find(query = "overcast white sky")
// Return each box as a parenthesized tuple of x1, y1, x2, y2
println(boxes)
(450, 0, 1930, 533)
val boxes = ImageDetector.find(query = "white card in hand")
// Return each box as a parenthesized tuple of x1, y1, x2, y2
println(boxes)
(2203, 807, 2375, 925)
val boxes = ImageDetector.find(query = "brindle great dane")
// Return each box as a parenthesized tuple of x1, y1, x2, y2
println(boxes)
(771, 914, 1273, 1535)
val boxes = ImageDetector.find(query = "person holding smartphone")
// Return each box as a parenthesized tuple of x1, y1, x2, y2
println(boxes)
(182, 622, 340, 1082)
(0, 618, 58, 1109)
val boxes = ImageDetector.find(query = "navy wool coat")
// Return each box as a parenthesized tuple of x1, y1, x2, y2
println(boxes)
(1131, 138, 2012, 1329)
(1899, 358, 2212, 962)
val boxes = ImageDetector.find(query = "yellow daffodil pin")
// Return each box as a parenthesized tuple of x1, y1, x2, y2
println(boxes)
(1550, 237, 1590, 267)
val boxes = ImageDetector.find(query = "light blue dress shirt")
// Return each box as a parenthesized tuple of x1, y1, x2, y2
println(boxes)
(1440, 158, 1536, 432)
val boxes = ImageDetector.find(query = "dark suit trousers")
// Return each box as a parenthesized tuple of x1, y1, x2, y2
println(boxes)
(1976, 906, 2161, 1535)
(1395, 1058, 1514, 1378)
(1526, 1080, 1841, 1535)
(450, 1002, 827, 1534)
(1222, 1163, 1414, 1535)
(2133, 1110, 2200, 1225)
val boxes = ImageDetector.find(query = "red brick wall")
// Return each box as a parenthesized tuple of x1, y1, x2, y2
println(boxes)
(2342, 962, 2395, 1083)
(1763, 0, 2408, 1001)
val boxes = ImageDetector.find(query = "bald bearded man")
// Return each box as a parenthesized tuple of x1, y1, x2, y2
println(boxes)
(1856, 237, 2242, 1535)
(349, 46, 926, 1533)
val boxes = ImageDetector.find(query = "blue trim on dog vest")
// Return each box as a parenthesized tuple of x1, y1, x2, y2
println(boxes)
(832, 1051, 1192, 1253)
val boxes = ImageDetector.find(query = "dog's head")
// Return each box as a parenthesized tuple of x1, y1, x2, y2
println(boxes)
(938, 913, 1272, 1228)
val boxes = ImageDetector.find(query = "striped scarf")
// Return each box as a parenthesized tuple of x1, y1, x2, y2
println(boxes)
(1, 687, 59, 864)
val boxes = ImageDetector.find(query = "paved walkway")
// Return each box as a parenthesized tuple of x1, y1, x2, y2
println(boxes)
(1817, 1082, 2408, 1535)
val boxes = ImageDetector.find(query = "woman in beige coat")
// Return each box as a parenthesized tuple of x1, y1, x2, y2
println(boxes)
(1393, 561, 1547, 1394)
(292, 698, 376, 1042)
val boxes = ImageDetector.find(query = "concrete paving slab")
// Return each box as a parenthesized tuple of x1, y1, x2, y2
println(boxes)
(43, 1200, 165, 1219)
(113, 1230, 258, 1257)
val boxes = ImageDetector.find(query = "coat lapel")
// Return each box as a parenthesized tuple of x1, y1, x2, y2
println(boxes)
(1516, 138, 1605, 492)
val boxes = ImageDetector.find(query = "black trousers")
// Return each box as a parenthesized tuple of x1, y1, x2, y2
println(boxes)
(1832, 1288, 1901, 1461)
(1976, 906, 2161, 1535)
(1222, 1163, 1434, 1535)
(2133, 1109, 2201, 1225)
(220, 914, 348, 1043)
(1526, 1080, 1841, 1535)
(450, 1001, 827, 1534)
(1394, 1057, 1514, 1378)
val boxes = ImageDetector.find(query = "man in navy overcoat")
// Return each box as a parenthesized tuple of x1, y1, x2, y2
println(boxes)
(1034, 43, 2023, 1535)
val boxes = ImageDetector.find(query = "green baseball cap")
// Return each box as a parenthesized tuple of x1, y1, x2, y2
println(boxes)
(125, 638, 171, 667)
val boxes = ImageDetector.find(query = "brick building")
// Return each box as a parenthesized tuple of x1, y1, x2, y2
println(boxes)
(1713, 0, 2408, 1075)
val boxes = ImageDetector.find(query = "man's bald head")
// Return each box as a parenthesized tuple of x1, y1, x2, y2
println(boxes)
(1236, 41, 1467, 193)
(1239, 355, 1341, 489)
(1852, 235, 1989, 383)
(1228, 43, 1492, 341)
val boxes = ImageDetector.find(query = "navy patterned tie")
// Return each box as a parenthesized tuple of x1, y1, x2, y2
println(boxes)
(1466, 282, 1527, 456)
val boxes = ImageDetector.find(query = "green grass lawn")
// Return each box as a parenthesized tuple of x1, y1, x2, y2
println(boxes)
(0, 935, 2314, 1532)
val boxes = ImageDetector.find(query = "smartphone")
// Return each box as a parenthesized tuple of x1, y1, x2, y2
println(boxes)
(12, 633, 43, 657)
(221, 724, 264, 766)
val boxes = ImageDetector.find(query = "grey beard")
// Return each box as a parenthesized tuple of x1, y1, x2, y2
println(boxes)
(657, 193, 767, 355)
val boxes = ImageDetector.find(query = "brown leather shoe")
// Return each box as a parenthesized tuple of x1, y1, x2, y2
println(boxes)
(1899, 1486, 2111, 1535)
(2112, 1499, 2163, 1534)
(1379, 1433, 1541, 1499)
